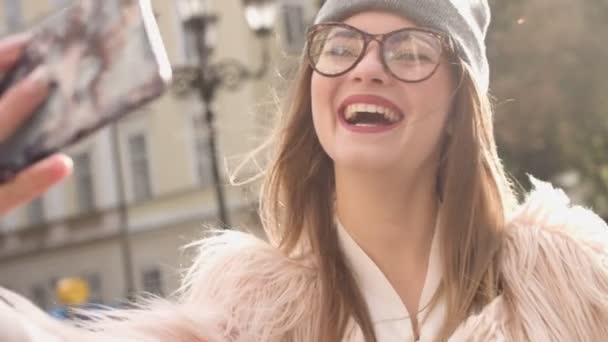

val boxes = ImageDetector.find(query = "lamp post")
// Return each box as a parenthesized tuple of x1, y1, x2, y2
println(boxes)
(112, 123, 135, 299)
(173, 0, 277, 228)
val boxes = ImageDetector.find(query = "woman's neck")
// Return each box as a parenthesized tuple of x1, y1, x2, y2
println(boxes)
(334, 165, 439, 265)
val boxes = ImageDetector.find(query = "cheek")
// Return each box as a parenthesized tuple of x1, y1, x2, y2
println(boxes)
(402, 66, 455, 163)
(311, 73, 334, 121)
(407, 63, 455, 128)
(311, 74, 338, 153)
(416, 67, 455, 116)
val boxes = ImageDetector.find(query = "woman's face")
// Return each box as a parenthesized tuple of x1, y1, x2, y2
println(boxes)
(311, 11, 457, 175)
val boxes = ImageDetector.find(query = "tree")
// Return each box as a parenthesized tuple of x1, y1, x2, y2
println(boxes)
(488, 0, 608, 217)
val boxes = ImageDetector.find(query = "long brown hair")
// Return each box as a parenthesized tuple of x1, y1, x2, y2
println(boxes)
(255, 49, 516, 340)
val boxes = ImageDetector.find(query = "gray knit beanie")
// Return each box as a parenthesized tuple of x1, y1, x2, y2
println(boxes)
(314, 0, 491, 93)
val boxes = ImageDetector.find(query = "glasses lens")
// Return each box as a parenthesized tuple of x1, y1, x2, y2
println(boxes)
(383, 30, 442, 81)
(308, 25, 364, 76)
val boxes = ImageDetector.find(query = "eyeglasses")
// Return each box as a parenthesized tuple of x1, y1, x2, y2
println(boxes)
(306, 22, 451, 83)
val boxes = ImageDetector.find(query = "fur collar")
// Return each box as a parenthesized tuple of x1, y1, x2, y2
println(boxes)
(451, 179, 608, 341)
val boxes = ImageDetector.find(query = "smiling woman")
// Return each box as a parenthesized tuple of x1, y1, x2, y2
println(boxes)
(2, 0, 608, 341)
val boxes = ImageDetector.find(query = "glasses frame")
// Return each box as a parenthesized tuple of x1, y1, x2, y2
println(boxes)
(306, 22, 453, 83)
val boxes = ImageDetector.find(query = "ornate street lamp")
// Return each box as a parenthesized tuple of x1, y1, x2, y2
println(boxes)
(173, 0, 277, 228)
(243, 0, 277, 37)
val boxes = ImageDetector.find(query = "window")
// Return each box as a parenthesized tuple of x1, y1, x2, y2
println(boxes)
(281, 2, 307, 52)
(3, 0, 23, 32)
(182, 29, 199, 63)
(31, 284, 49, 310)
(49, 0, 72, 8)
(73, 152, 95, 213)
(82, 272, 103, 303)
(142, 267, 163, 296)
(174, 2, 199, 64)
(128, 133, 152, 201)
(48, 277, 58, 291)
(0, 212, 17, 232)
(27, 198, 45, 226)
(192, 117, 213, 187)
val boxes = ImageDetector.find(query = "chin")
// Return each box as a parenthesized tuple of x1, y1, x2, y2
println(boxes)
(332, 151, 402, 173)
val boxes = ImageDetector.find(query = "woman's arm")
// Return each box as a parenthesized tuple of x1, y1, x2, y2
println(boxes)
(0, 230, 320, 341)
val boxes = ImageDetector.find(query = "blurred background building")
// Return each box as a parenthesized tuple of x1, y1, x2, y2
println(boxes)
(0, 0, 322, 311)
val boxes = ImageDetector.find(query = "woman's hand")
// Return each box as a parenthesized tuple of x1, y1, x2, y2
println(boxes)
(0, 34, 73, 217)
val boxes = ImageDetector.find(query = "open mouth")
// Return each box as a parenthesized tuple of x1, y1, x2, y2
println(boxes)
(342, 103, 404, 126)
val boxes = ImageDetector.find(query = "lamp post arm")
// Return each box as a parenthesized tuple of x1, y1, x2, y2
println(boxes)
(211, 39, 271, 92)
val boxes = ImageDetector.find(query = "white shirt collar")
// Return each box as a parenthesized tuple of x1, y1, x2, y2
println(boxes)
(335, 216, 444, 325)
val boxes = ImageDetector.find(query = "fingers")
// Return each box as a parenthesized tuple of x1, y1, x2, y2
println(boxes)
(0, 154, 72, 216)
(0, 66, 52, 142)
(0, 33, 30, 71)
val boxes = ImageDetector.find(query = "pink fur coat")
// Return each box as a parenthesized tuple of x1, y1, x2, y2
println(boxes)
(2, 180, 608, 341)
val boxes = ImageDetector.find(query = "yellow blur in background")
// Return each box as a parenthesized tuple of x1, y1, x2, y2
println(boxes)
(56, 277, 90, 306)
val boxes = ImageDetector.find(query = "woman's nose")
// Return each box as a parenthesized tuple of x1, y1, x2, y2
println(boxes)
(348, 42, 391, 85)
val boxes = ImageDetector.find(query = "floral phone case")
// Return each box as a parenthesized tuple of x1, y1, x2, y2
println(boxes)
(0, 0, 172, 183)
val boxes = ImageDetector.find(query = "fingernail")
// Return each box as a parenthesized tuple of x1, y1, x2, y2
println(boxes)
(54, 154, 74, 176)
(60, 154, 74, 171)
(28, 66, 52, 87)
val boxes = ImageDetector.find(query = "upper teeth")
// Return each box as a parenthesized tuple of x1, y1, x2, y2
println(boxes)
(344, 103, 401, 123)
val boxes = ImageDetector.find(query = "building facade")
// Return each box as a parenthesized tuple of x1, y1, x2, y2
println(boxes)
(0, 0, 318, 310)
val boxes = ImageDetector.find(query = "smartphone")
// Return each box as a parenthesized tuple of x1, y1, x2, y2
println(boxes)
(0, 0, 172, 183)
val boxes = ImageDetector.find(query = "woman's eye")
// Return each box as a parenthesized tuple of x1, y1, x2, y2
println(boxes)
(393, 51, 432, 63)
(324, 45, 356, 57)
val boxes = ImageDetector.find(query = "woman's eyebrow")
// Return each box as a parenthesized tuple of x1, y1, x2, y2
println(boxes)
(328, 29, 360, 40)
